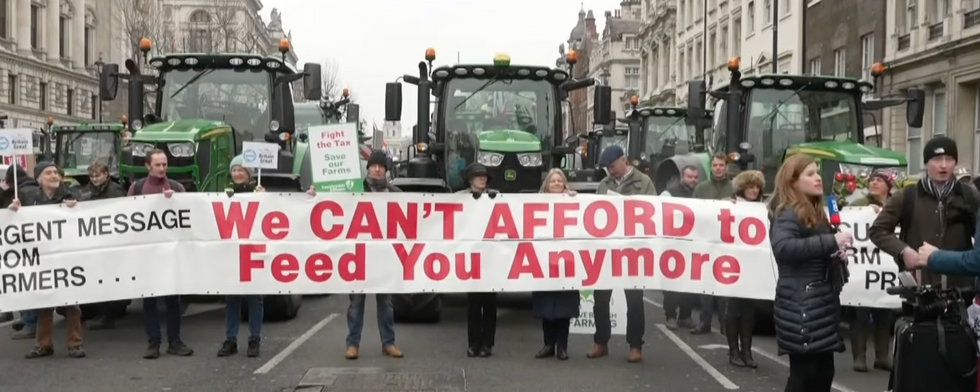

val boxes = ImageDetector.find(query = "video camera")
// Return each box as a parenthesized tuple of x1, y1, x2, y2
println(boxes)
(887, 282, 967, 323)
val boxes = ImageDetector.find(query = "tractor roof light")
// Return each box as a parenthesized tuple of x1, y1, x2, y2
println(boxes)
(46, 116, 54, 126)
(630, 95, 639, 106)
(871, 62, 884, 78)
(727, 152, 741, 162)
(120, 115, 128, 126)
(425, 48, 436, 62)
(566, 50, 578, 65)
(139, 38, 152, 53)
(278, 38, 290, 54)
(727, 57, 740, 71)
(416, 142, 429, 152)
(342, 88, 350, 98)
(493, 53, 511, 67)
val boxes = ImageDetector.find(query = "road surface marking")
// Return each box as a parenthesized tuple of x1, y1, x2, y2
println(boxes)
(254, 313, 339, 375)
(645, 296, 859, 392)
(698, 343, 729, 350)
(0, 319, 16, 329)
(656, 323, 739, 390)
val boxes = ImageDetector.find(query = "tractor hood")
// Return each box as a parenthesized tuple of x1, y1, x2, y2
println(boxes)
(133, 118, 228, 141)
(476, 129, 542, 153)
(787, 141, 907, 167)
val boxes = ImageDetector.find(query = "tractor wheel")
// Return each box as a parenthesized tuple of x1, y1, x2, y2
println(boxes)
(57, 304, 101, 321)
(261, 295, 302, 322)
(392, 294, 442, 323)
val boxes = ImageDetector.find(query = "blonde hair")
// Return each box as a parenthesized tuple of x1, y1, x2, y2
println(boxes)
(540, 168, 569, 193)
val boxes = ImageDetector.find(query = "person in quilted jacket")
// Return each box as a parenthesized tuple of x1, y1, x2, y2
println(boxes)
(724, 170, 764, 368)
(768, 155, 853, 392)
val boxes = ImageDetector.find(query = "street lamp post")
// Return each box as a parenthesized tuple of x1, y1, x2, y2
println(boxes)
(94, 53, 104, 123)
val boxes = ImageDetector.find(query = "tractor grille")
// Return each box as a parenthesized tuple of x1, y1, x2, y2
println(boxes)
(486, 153, 543, 193)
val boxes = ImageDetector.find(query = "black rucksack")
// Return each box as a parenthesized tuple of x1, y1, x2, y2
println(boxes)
(132, 178, 182, 195)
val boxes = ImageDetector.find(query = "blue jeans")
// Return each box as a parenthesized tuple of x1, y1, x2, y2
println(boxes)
(699, 294, 716, 324)
(225, 295, 262, 341)
(346, 294, 395, 348)
(143, 296, 183, 344)
(20, 310, 37, 329)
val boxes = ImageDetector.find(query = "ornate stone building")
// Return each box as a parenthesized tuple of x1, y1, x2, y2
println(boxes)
(558, 7, 598, 138)
(588, 2, 643, 117)
(639, 0, 677, 106)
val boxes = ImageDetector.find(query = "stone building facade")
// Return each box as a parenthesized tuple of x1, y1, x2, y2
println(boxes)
(588, 2, 643, 118)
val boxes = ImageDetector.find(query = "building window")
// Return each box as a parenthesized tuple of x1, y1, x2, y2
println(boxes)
(66, 88, 74, 116)
(763, 0, 772, 25)
(39, 81, 47, 111)
(933, 0, 948, 23)
(59, 16, 68, 58)
(91, 93, 97, 119)
(809, 57, 821, 75)
(625, 37, 638, 50)
(908, 121, 922, 174)
(189, 10, 211, 53)
(695, 39, 703, 77)
(780, 0, 789, 15)
(688, 46, 694, 82)
(625, 67, 640, 89)
(747, 1, 755, 32)
(679, 0, 686, 27)
(860, 34, 874, 81)
(0, 0, 7, 39)
(907, 1, 917, 29)
(733, 18, 741, 55)
(84, 27, 91, 65)
(679, 51, 686, 81)
(7, 74, 15, 104)
(834, 48, 845, 77)
(708, 32, 716, 69)
(933, 90, 947, 136)
(720, 25, 729, 59)
(30, 5, 38, 49)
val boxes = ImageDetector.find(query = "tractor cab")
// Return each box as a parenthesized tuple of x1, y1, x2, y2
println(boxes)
(682, 58, 925, 202)
(384, 49, 611, 193)
(624, 106, 710, 182)
(98, 37, 322, 192)
(52, 122, 126, 187)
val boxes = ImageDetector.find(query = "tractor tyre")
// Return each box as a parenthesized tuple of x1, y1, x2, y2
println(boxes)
(261, 295, 303, 322)
(392, 294, 442, 323)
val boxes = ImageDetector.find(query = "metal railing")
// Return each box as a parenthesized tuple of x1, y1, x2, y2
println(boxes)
(965, 9, 980, 29)
(897, 34, 911, 51)
(928, 22, 944, 41)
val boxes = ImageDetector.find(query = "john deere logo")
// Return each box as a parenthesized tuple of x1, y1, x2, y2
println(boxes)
(504, 169, 516, 181)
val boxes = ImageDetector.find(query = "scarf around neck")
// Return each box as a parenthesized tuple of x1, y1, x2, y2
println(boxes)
(920, 174, 956, 201)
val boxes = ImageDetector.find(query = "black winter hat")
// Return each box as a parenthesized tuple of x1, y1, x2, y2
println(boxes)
(34, 161, 58, 179)
(463, 163, 491, 181)
(366, 150, 388, 169)
(5, 164, 27, 184)
(923, 136, 958, 163)
(598, 145, 625, 167)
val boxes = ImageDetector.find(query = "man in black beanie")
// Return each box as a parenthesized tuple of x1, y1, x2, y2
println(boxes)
(871, 135, 980, 292)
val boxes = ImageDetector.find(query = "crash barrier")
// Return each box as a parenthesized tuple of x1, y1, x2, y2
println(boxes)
(0, 192, 901, 313)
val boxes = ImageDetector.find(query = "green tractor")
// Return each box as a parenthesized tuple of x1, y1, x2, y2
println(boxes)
(98, 39, 322, 321)
(295, 90, 375, 176)
(619, 105, 711, 186)
(382, 49, 612, 322)
(51, 122, 127, 188)
(668, 59, 924, 202)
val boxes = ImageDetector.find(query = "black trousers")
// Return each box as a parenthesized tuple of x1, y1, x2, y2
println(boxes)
(542, 318, 570, 348)
(467, 292, 497, 348)
(785, 352, 835, 392)
(663, 291, 694, 320)
(592, 289, 645, 348)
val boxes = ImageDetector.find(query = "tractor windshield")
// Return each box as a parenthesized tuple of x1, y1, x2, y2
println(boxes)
(645, 116, 696, 157)
(56, 132, 118, 171)
(443, 78, 555, 140)
(599, 133, 628, 152)
(161, 68, 271, 143)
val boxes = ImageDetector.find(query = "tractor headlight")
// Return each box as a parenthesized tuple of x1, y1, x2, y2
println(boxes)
(131, 119, 143, 131)
(477, 152, 504, 167)
(131, 142, 155, 157)
(168, 142, 195, 157)
(517, 153, 543, 167)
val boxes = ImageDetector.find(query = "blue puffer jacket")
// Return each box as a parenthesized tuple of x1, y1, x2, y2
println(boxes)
(770, 208, 846, 356)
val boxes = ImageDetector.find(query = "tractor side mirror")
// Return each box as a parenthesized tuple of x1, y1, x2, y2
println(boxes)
(687, 80, 707, 119)
(127, 78, 145, 133)
(593, 85, 612, 125)
(385, 82, 403, 121)
(346, 104, 360, 124)
(564, 135, 578, 146)
(100, 63, 119, 101)
(906, 88, 925, 128)
(302, 63, 322, 100)
(298, 133, 309, 142)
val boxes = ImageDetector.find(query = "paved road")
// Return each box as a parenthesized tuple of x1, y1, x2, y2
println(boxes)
(0, 293, 891, 392)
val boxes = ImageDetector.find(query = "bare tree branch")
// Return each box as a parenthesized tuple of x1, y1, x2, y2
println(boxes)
(320, 59, 342, 99)
(114, 0, 166, 112)
(201, 0, 263, 54)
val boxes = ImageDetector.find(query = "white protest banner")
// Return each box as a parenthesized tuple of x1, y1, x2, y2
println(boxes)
(309, 123, 362, 192)
(0, 193, 907, 313)
(571, 289, 628, 335)
(0, 128, 34, 157)
(241, 141, 280, 170)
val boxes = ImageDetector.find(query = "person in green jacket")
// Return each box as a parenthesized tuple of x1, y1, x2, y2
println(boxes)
(691, 153, 733, 335)
(588, 146, 655, 364)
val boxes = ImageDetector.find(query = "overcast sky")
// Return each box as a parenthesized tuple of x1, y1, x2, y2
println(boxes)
(261, 0, 625, 136)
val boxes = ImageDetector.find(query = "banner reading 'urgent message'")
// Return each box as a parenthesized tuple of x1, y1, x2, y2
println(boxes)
(0, 193, 903, 312)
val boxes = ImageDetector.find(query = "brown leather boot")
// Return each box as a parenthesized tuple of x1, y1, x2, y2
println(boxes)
(850, 322, 868, 372)
(344, 346, 358, 360)
(627, 348, 642, 363)
(586, 344, 608, 359)
(382, 345, 404, 358)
